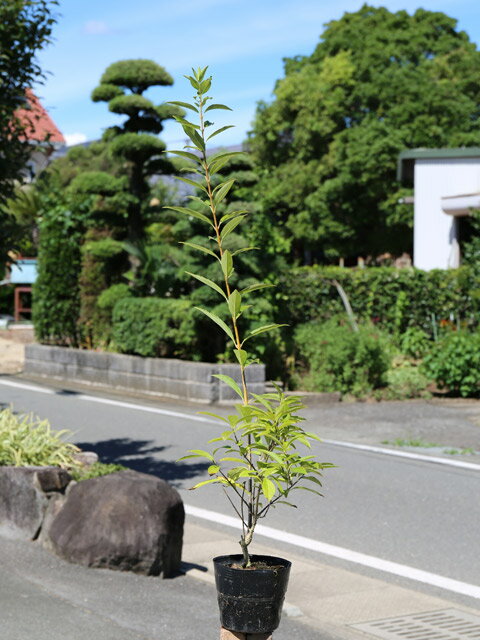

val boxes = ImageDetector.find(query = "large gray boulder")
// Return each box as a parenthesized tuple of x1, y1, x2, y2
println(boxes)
(0, 466, 70, 539)
(46, 470, 184, 577)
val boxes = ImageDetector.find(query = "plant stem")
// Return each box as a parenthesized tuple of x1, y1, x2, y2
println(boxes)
(198, 90, 253, 565)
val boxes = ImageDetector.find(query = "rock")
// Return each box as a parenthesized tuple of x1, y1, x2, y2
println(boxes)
(47, 470, 184, 577)
(34, 467, 71, 493)
(38, 493, 67, 551)
(72, 451, 99, 467)
(0, 467, 49, 539)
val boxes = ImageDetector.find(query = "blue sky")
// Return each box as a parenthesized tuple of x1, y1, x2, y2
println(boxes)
(37, 0, 480, 148)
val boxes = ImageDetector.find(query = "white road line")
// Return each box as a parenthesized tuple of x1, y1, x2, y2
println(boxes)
(0, 378, 54, 394)
(1, 378, 479, 470)
(185, 504, 480, 600)
(323, 439, 480, 472)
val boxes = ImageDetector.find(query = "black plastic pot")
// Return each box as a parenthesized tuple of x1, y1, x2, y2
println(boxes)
(213, 554, 291, 634)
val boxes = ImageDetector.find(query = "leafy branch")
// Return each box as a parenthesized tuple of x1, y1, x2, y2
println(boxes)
(166, 67, 333, 567)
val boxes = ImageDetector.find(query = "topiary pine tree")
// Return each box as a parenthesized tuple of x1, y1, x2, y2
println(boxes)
(91, 59, 184, 242)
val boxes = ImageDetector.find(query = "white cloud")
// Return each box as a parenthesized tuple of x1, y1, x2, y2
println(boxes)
(64, 132, 88, 147)
(84, 20, 110, 35)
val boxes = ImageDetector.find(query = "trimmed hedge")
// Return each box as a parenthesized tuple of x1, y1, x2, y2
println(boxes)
(33, 206, 82, 346)
(277, 266, 480, 338)
(112, 297, 197, 358)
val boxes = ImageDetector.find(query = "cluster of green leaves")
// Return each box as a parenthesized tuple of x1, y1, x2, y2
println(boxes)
(249, 5, 480, 263)
(168, 67, 332, 566)
(278, 266, 480, 339)
(0, 408, 79, 468)
(186, 390, 333, 521)
(70, 462, 127, 482)
(422, 331, 480, 397)
(293, 317, 391, 396)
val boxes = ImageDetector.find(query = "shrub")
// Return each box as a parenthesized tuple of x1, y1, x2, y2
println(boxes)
(294, 318, 391, 396)
(422, 331, 480, 397)
(399, 327, 432, 359)
(33, 206, 83, 346)
(382, 360, 431, 400)
(112, 296, 197, 358)
(0, 408, 79, 467)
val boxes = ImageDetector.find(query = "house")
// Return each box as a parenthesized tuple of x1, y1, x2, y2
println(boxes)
(397, 148, 480, 270)
(15, 89, 66, 179)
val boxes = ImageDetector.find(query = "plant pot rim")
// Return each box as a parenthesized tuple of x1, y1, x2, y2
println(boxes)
(213, 553, 292, 571)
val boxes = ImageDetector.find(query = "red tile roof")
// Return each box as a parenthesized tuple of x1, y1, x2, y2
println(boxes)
(15, 89, 65, 145)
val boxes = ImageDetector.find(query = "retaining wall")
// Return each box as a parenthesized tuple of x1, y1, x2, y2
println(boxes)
(24, 344, 265, 404)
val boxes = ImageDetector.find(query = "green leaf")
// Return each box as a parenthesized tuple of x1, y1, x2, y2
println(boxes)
(191, 478, 222, 489)
(209, 156, 232, 175)
(228, 290, 242, 318)
(167, 100, 199, 113)
(207, 125, 235, 141)
(182, 125, 205, 151)
(186, 272, 226, 299)
(163, 205, 212, 225)
(199, 77, 212, 94)
(234, 349, 248, 367)
(194, 307, 235, 342)
(184, 74, 200, 90)
(205, 103, 233, 112)
(221, 250, 233, 278)
(185, 449, 214, 461)
(241, 283, 274, 295)
(212, 374, 243, 399)
(172, 176, 208, 194)
(208, 464, 220, 475)
(262, 478, 276, 501)
(180, 242, 218, 259)
(173, 116, 201, 130)
(213, 179, 235, 206)
(221, 215, 246, 240)
(167, 150, 200, 163)
(243, 324, 287, 343)
(220, 210, 250, 224)
(232, 247, 256, 257)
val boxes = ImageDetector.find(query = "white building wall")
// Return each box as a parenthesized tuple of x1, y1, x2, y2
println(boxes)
(414, 157, 480, 270)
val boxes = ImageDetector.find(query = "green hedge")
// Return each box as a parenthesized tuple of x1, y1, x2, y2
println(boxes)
(33, 206, 82, 346)
(277, 266, 480, 338)
(112, 297, 197, 358)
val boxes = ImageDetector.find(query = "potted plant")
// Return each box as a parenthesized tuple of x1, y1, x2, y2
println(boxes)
(165, 67, 333, 635)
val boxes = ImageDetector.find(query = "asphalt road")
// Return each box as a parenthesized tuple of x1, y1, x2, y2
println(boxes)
(1, 376, 479, 608)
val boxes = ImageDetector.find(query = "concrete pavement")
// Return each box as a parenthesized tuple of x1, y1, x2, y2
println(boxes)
(1, 371, 480, 638)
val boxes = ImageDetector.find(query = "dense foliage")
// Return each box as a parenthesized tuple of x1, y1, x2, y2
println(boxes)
(277, 266, 479, 339)
(0, 408, 78, 468)
(294, 318, 391, 395)
(33, 205, 83, 346)
(423, 332, 480, 397)
(112, 297, 197, 358)
(250, 5, 480, 263)
(0, 0, 58, 261)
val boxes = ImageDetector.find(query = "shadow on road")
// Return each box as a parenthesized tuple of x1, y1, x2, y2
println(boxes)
(74, 437, 209, 486)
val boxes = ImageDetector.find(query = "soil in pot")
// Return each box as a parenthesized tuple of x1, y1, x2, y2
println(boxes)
(213, 554, 291, 634)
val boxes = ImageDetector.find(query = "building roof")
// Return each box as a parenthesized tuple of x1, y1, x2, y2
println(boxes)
(397, 147, 480, 183)
(15, 89, 65, 146)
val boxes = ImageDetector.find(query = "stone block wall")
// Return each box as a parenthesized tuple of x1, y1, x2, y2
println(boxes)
(24, 345, 265, 404)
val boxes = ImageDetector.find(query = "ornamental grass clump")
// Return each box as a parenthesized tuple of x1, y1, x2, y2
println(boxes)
(0, 407, 79, 468)
(165, 67, 333, 567)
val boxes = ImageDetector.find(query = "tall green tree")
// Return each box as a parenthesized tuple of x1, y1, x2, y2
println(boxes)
(91, 59, 183, 242)
(0, 0, 58, 261)
(250, 5, 480, 263)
